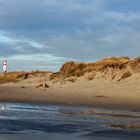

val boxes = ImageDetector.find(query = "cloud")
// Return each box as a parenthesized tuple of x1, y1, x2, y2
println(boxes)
(0, 54, 71, 71)
(0, 33, 51, 57)
(105, 11, 140, 22)
(0, 0, 140, 71)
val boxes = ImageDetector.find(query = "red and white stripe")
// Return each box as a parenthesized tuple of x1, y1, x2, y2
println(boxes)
(3, 60, 7, 72)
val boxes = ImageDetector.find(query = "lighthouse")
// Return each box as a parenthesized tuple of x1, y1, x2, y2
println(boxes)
(3, 60, 7, 81)
(3, 60, 7, 72)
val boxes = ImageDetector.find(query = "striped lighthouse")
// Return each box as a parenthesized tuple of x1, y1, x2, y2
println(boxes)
(3, 60, 7, 72)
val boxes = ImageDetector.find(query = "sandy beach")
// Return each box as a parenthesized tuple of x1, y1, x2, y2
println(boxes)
(0, 57, 140, 110)
(0, 73, 140, 110)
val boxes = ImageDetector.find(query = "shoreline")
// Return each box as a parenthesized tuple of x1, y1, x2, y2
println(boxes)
(0, 100, 139, 111)
(0, 86, 140, 111)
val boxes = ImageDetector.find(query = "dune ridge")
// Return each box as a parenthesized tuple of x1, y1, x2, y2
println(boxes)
(1, 56, 140, 83)
(50, 56, 140, 81)
(0, 56, 140, 109)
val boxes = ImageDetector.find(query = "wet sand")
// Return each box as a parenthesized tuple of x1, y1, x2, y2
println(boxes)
(0, 85, 140, 110)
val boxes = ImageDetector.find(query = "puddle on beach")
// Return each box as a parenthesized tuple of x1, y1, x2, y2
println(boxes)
(0, 103, 139, 140)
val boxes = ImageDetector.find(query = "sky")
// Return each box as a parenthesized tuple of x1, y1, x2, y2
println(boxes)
(0, 0, 140, 71)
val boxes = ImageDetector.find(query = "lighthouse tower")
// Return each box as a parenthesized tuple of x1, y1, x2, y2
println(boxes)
(3, 60, 7, 72)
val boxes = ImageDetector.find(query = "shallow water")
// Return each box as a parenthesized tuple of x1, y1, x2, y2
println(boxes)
(0, 103, 139, 140)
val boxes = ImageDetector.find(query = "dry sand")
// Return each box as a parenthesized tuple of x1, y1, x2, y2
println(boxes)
(0, 73, 140, 110)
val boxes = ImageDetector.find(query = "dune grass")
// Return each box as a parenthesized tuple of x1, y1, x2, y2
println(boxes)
(0, 71, 48, 84)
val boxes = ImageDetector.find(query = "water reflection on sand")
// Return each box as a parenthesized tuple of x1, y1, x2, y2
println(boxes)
(0, 103, 139, 140)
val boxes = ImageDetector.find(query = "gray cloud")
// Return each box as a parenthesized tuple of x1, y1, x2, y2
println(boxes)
(0, 0, 140, 71)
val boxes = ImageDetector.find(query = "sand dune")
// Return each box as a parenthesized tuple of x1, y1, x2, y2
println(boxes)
(0, 56, 140, 110)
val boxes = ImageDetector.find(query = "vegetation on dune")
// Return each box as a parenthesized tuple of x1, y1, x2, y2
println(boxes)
(0, 72, 25, 84)
(131, 56, 140, 72)
(50, 56, 133, 79)
(50, 56, 140, 81)
(120, 71, 132, 80)
(0, 71, 48, 84)
(61, 57, 131, 76)
(1, 56, 140, 84)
